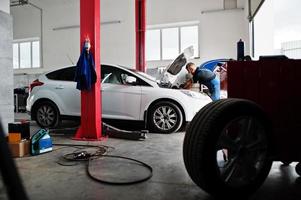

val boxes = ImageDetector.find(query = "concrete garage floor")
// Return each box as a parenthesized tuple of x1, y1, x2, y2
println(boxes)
(1, 113, 301, 200)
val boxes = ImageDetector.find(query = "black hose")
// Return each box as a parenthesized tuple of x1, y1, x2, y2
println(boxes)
(54, 143, 152, 185)
(87, 155, 153, 185)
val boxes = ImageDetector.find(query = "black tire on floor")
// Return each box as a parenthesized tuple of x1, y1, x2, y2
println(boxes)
(295, 162, 301, 176)
(35, 101, 60, 128)
(183, 98, 273, 198)
(148, 101, 183, 134)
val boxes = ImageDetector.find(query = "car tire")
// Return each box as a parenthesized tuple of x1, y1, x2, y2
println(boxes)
(295, 162, 301, 176)
(35, 101, 60, 128)
(148, 101, 183, 134)
(183, 99, 273, 198)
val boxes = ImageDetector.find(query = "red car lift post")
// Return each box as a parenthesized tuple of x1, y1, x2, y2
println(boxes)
(135, 0, 146, 72)
(74, 0, 102, 140)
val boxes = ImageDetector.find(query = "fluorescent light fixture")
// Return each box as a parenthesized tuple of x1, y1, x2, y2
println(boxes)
(53, 20, 122, 31)
(201, 7, 244, 14)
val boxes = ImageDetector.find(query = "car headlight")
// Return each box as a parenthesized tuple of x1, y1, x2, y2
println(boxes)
(181, 90, 203, 99)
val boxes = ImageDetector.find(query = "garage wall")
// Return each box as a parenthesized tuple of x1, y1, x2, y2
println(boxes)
(0, 0, 9, 14)
(199, 10, 248, 61)
(101, 0, 135, 68)
(0, 1, 14, 135)
(11, 4, 40, 39)
(146, 0, 249, 68)
(11, 0, 249, 75)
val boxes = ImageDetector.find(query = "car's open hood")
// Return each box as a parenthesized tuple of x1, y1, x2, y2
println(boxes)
(158, 46, 194, 87)
(166, 46, 194, 75)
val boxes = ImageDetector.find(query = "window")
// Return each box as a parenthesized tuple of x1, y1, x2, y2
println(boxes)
(102, 65, 150, 86)
(13, 39, 41, 69)
(162, 28, 179, 60)
(20, 42, 31, 69)
(180, 26, 198, 54)
(252, 0, 301, 59)
(146, 25, 199, 61)
(13, 44, 19, 69)
(146, 30, 160, 61)
(46, 67, 76, 81)
(32, 41, 40, 68)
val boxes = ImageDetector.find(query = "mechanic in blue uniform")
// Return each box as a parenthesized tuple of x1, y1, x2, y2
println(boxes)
(184, 62, 220, 101)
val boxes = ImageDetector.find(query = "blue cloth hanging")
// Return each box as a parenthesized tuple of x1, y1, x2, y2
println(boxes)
(75, 47, 97, 91)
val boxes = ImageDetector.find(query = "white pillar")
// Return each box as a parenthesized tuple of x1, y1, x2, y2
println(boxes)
(0, 1, 14, 135)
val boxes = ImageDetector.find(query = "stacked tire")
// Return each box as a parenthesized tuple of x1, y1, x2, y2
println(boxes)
(183, 99, 273, 198)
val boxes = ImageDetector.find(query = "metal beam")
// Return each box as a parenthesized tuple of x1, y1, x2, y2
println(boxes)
(74, 0, 102, 140)
(135, 0, 146, 72)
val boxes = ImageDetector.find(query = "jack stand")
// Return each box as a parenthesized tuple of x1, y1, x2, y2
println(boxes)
(102, 122, 148, 140)
(49, 123, 148, 141)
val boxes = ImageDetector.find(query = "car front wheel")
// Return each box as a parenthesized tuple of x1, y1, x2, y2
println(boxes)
(148, 101, 183, 134)
(35, 101, 60, 128)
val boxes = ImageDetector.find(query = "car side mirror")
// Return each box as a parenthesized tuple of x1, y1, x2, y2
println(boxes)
(125, 76, 137, 85)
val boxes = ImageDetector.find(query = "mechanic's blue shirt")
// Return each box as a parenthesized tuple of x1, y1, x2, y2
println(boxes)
(192, 67, 216, 84)
(192, 67, 220, 101)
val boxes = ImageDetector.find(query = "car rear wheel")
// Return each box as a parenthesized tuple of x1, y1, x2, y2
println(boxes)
(148, 101, 183, 134)
(183, 99, 272, 198)
(35, 101, 60, 128)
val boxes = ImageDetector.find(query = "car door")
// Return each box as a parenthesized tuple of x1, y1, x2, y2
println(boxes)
(101, 65, 142, 120)
(46, 67, 80, 116)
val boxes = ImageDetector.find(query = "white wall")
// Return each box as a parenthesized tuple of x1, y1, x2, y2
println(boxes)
(199, 10, 248, 61)
(42, 0, 80, 70)
(147, 0, 249, 68)
(11, 5, 40, 39)
(0, 0, 9, 14)
(101, 0, 135, 67)
(11, 0, 249, 75)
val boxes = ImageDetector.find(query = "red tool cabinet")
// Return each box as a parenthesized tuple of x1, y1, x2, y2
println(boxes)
(227, 60, 301, 161)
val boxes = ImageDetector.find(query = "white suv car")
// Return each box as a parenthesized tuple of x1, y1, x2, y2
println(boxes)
(26, 64, 211, 133)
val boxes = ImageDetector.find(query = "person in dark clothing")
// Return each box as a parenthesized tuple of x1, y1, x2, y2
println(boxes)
(184, 62, 220, 101)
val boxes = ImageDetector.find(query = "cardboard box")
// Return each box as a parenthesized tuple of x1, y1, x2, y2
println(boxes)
(8, 133, 21, 143)
(8, 140, 30, 158)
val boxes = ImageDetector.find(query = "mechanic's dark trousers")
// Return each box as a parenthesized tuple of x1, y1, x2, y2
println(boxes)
(205, 77, 220, 101)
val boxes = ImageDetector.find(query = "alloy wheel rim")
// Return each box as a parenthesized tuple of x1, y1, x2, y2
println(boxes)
(216, 116, 268, 187)
(153, 106, 178, 131)
(37, 105, 55, 127)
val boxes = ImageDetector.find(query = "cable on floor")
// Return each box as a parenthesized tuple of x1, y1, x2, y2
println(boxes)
(87, 155, 153, 185)
(53, 143, 113, 166)
(52, 143, 153, 184)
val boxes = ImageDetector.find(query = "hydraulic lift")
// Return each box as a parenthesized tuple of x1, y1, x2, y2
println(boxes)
(75, 0, 147, 140)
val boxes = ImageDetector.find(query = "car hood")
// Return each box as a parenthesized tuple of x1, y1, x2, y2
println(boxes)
(158, 46, 194, 87)
(166, 46, 194, 75)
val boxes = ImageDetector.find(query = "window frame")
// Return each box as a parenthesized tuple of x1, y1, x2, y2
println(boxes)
(146, 23, 199, 61)
(13, 38, 41, 69)
(102, 65, 151, 87)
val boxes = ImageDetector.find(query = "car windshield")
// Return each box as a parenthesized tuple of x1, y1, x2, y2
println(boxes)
(129, 69, 157, 82)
